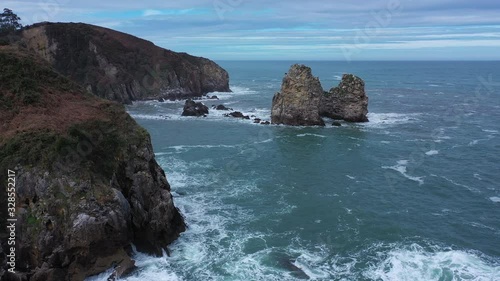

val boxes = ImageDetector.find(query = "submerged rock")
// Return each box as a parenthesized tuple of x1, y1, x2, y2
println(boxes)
(271, 64, 325, 126)
(320, 74, 368, 122)
(182, 99, 209, 116)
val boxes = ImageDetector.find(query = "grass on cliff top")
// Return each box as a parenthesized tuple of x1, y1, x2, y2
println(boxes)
(0, 46, 151, 179)
(0, 113, 149, 180)
(0, 46, 77, 109)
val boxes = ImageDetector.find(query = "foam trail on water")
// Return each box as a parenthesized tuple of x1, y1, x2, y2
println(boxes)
(382, 160, 424, 185)
(425, 150, 439, 156)
(296, 133, 327, 138)
(490, 197, 500, 203)
(363, 113, 421, 128)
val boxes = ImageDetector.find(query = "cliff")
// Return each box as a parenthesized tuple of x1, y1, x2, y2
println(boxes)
(271, 64, 325, 126)
(0, 46, 185, 281)
(21, 22, 230, 104)
(271, 65, 368, 126)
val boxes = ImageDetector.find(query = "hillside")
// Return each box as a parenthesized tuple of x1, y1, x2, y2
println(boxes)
(0, 45, 185, 281)
(21, 22, 230, 103)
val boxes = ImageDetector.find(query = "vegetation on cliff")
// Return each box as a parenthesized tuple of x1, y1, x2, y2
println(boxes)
(0, 8, 22, 35)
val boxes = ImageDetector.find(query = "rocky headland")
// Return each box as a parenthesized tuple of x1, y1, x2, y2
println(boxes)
(0, 46, 185, 281)
(21, 22, 230, 104)
(271, 64, 369, 126)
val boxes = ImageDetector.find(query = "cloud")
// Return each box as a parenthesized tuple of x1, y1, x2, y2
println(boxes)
(142, 9, 163, 17)
(3, 0, 500, 60)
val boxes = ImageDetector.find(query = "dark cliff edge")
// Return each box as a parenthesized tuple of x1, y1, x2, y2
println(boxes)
(0, 46, 186, 281)
(21, 22, 231, 104)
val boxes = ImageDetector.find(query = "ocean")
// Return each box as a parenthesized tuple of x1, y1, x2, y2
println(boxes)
(90, 61, 500, 280)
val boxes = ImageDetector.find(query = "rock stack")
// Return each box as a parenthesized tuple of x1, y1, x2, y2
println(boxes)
(271, 64, 325, 126)
(271, 64, 368, 126)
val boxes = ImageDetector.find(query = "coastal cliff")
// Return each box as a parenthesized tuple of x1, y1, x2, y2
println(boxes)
(0, 46, 185, 281)
(21, 22, 230, 104)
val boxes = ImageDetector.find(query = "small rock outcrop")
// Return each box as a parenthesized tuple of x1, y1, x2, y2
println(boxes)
(271, 64, 325, 126)
(0, 46, 185, 281)
(319, 74, 368, 122)
(213, 104, 231, 111)
(182, 99, 209, 116)
(225, 111, 250, 119)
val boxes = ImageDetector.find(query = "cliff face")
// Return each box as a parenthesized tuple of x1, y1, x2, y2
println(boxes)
(271, 64, 325, 126)
(0, 46, 185, 281)
(21, 22, 230, 104)
(320, 74, 369, 122)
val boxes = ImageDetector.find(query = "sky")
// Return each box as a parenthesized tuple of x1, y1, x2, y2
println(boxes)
(4, 0, 500, 60)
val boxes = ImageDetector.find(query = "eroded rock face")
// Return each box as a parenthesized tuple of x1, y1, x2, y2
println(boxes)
(319, 74, 368, 122)
(271, 64, 325, 126)
(0, 46, 185, 281)
(22, 22, 230, 104)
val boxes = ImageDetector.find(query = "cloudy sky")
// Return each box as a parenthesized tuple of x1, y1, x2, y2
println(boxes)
(5, 0, 500, 60)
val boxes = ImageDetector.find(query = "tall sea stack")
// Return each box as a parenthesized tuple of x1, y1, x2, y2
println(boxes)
(271, 64, 325, 126)
(271, 64, 368, 125)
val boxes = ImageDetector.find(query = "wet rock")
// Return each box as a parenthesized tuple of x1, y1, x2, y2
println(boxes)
(225, 111, 250, 119)
(214, 104, 231, 111)
(332, 121, 342, 127)
(181, 99, 209, 117)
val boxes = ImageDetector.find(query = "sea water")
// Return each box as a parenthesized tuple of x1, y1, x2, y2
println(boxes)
(90, 61, 500, 280)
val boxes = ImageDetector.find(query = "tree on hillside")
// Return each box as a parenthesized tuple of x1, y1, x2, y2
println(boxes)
(0, 8, 23, 35)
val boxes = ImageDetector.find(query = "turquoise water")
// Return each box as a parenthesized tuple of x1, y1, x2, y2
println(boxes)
(94, 61, 500, 280)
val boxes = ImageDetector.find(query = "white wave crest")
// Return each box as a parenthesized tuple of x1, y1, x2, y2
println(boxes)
(364, 244, 500, 281)
(382, 160, 424, 185)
